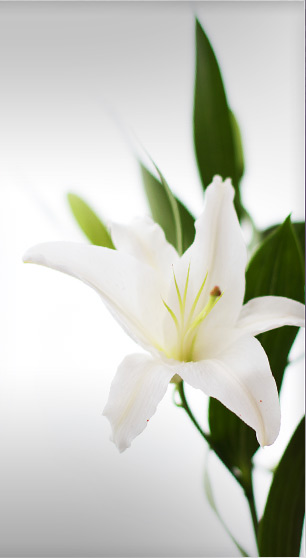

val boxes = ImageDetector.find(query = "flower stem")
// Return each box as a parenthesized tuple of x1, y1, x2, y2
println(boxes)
(175, 381, 211, 445)
(175, 380, 260, 553)
(243, 470, 259, 549)
(248, 494, 259, 544)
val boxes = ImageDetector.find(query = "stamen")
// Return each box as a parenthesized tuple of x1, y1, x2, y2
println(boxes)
(162, 262, 223, 362)
(186, 286, 223, 337)
(184, 287, 223, 361)
(210, 286, 221, 297)
(182, 263, 191, 308)
(187, 271, 208, 324)
(187, 333, 197, 362)
(172, 266, 183, 317)
(162, 299, 179, 332)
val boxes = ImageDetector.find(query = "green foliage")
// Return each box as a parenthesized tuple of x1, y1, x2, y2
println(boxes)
(229, 110, 245, 183)
(258, 418, 305, 557)
(140, 163, 195, 254)
(293, 221, 305, 262)
(208, 217, 305, 486)
(263, 221, 305, 264)
(245, 217, 305, 390)
(193, 19, 244, 218)
(67, 193, 114, 249)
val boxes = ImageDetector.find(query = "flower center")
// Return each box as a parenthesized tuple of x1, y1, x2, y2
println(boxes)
(160, 264, 223, 362)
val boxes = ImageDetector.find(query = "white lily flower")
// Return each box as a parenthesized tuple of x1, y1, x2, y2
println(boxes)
(23, 176, 304, 452)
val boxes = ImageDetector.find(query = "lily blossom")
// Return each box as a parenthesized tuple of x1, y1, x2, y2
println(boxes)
(23, 177, 305, 452)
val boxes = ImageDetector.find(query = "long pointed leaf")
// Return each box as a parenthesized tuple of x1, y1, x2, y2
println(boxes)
(193, 19, 243, 217)
(258, 418, 305, 557)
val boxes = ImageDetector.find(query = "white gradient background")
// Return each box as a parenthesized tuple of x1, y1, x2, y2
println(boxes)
(0, 1, 304, 557)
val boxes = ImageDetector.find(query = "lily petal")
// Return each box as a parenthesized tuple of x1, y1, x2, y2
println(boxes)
(111, 216, 179, 279)
(180, 176, 247, 329)
(23, 242, 164, 352)
(175, 335, 280, 446)
(102, 353, 174, 452)
(237, 296, 305, 336)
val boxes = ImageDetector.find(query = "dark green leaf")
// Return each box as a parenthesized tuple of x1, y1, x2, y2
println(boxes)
(245, 216, 304, 389)
(193, 18, 243, 217)
(208, 400, 257, 485)
(293, 222, 305, 262)
(140, 163, 195, 253)
(229, 110, 245, 182)
(67, 193, 114, 249)
(258, 417, 305, 557)
(263, 221, 305, 265)
(208, 216, 305, 483)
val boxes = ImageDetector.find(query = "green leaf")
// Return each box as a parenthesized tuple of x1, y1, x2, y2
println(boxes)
(208, 216, 305, 484)
(193, 19, 243, 217)
(208, 399, 258, 486)
(293, 222, 305, 262)
(229, 110, 245, 182)
(263, 221, 305, 265)
(67, 193, 114, 249)
(245, 215, 305, 389)
(258, 417, 305, 557)
(140, 163, 195, 253)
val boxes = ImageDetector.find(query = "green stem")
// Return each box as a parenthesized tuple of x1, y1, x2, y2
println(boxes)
(175, 380, 260, 553)
(243, 469, 259, 550)
(176, 381, 211, 445)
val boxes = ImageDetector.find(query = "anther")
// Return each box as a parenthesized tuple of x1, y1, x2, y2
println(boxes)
(210, 286, 221, 297)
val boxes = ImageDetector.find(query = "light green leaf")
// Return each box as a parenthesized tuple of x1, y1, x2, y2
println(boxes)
(258, 418, 305, 557)
(67, 193, 114, 249)
(140, 163, 195, 254)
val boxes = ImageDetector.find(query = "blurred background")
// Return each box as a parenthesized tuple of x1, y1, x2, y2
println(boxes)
(0, 1, 304, 556)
